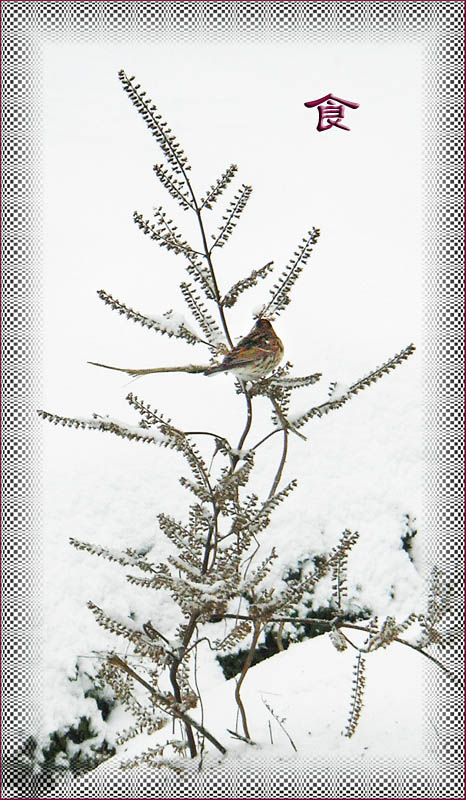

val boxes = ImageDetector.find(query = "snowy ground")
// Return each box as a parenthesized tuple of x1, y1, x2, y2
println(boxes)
(98, 631, 425, 767)
(39, 336, 428, 768)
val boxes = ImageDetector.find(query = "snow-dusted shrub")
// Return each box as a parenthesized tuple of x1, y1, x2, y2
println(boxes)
(38, 71, 451, 771)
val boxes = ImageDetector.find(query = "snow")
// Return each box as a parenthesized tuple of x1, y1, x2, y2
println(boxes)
(146, 309, 200, 339)
(34, 34, 440, 782)
(95, 630, 426, 770)
(39, 342, 428, 771)
(228, 447, 254, 460)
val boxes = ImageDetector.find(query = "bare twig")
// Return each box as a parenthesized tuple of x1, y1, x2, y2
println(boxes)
(234, 621, 262, 741)
(108, 655, 226, 754)
(261, 696, 297, 752)
(220, 614, 459, 683)
(232, 384, 253, 469)
(268, 429, 289, 499)
(270, 395, 307, 441)
(226, 728, 256, 745)
(276, 621, 285, 653)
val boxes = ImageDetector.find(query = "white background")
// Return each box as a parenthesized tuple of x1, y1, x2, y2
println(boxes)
(38, 37, 427, 759)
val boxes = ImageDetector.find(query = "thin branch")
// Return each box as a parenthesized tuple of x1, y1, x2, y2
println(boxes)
(192, 199, 234, 348)
(192, 642, 206, 765)
(180, 281, 224, 348)
(231, 384, 253, 469)
(200, 163, 238, 210)
(380, 634, 460, 683)
(121, 73, 233, 348)
(336, 628, 361, 652)
(251, 427, 282, 451)
(183, 430, 232, 449)
(133, 209, 205, 258)
(108, 655, 226, 754)
(270, 395, 307, 441)
(209, 185, 253, 253)
(261, 697, 297, 752)
(118, 70, 191, 175)
(222, 261, 274, 309)
(259, 228, 320, 318)
(268, 429, 289, 499)
(226, 729, 256, 745)
(153, 163, 194, 210)
(129, 396, 222, 572)
(168, 656, 197, 757)
(169, 612, 204, 756)
(291, 343, 417, 431)
(343, 652, 366, 737)
(220, 614, 459, 683)
(201, 509, 220, 573)
(250, 346, 415, 449)
(276, 621, 285, 653)
(95, 289, 209, 346)
(234, 622, 262, 741)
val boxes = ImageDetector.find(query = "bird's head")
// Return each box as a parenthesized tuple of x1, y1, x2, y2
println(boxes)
(254, 318, 274, 333)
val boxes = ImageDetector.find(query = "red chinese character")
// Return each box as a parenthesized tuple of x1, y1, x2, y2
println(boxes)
(304, 93, 360, 132)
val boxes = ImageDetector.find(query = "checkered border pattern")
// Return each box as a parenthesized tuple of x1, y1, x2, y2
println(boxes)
(420, 7, 464, 783)
(1, 2, 463, 798)
(2, 2, 45, 797)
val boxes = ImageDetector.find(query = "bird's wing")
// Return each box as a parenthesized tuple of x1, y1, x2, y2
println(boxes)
(220, 344, 270, 370)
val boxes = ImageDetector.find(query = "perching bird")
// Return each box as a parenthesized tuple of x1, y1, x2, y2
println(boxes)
(203, 318, 284, 380)
(88, 318, 284, 381)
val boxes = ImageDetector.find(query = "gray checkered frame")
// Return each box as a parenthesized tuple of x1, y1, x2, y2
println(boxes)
(1, 2, 463, 798)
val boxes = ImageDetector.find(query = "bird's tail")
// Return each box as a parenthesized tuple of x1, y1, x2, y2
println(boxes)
(203, 364, 228, 376)
(88, 361, 208, 377)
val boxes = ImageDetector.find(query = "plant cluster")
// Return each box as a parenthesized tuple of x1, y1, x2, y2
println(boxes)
(38, 71, 452, 769)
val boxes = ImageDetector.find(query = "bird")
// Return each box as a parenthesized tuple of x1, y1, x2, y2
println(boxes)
(88, 318, 284, 382)
(203, 318, 284, 380)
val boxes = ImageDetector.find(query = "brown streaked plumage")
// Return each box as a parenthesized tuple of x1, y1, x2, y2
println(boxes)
(204, 318, 284, 380)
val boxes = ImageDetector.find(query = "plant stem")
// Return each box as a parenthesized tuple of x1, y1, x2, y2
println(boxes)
(270, 395, 307, 441)
(168, 657, 197, 757)
(202, 508, 220, 573)
(183, 430, 232, 449)
(168, 612, 203, 757)
(231, 384, 253, 470)
(261, 697, 298, 752)
(197, 215, 233, 348)
(234, 621, 262, 741)
(268, 429, 288, 499)
(144, 96, 232, 350)
(191, 188, 233, 348)
(221, 614, 459, 683)
(276, 620, 285, 652)
(108, 655, 226, 755)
